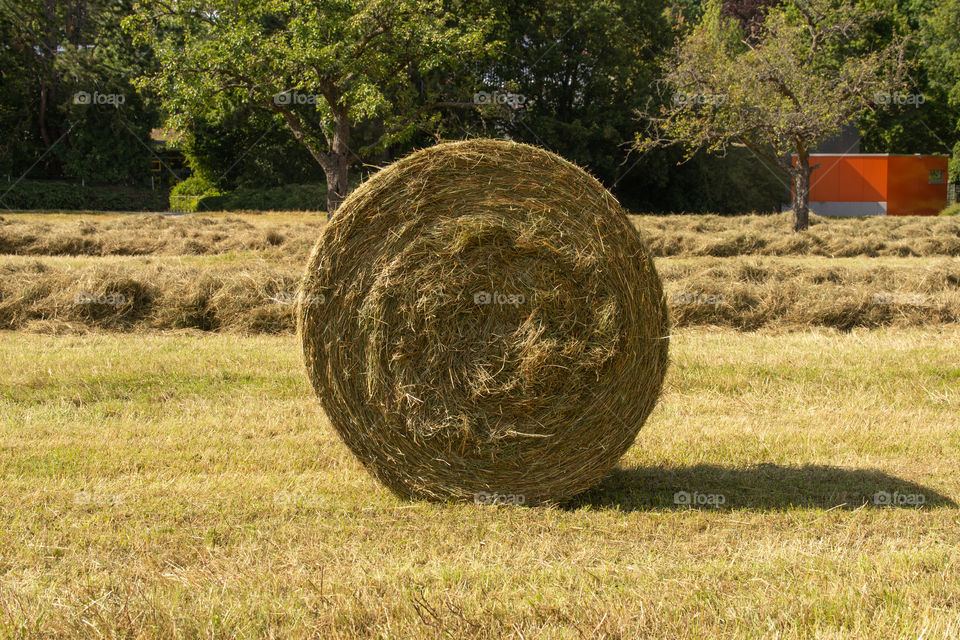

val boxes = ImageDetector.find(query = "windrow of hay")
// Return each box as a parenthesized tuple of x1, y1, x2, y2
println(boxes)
(0, 259, 301, 333)
(2, 256, 959, 333)
(640, 212, 960, 257)
(297, 139, 670, 504)
(659, 257, 960, 331)
(3, 209, 960, 259)
(0, 213, 322, 258)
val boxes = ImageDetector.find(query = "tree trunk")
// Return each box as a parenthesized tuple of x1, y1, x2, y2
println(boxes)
(325, 112, 350, 213)
(38, 0, 59, 166)
(324, 154, 349, 214)
(272, 88, 352, 214)
(793, 145, 811, 232)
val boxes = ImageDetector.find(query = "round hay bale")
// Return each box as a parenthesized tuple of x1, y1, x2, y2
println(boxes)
(298, 139, 669, 505)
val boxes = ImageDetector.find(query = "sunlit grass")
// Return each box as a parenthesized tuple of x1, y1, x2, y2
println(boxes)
(2, 328, 958, 638)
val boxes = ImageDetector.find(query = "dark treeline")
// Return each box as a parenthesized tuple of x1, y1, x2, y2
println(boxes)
(2, 0, 958, 213)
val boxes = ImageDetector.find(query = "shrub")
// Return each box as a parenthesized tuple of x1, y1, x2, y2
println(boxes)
(0, 180, 167, 211)
(198, 183, 327, 211)
(169, 176, 222, 213)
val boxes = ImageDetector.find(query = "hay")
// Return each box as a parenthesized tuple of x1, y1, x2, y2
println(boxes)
(297, 139, 670, 505)
(5, 208, 960, 260)
(3, 254, 959, 333)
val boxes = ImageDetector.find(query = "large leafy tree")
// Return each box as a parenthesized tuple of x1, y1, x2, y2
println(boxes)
(470, 0, 671, 202)
(126, 0, 495, 212)
(638, 0, 911, 231)
(855, 0, 956, 159)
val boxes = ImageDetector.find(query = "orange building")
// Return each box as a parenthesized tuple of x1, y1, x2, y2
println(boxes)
(796, 154, 948, 216)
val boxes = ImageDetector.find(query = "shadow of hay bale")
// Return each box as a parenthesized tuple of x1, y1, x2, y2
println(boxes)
(567, 463, 956, 511)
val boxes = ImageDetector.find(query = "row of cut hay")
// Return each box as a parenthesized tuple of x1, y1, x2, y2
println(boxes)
(0, 213, 322, 258)
(659, 257, 960, 331)
(0, 260, 301, 333)
(2, 256, 958, 333)
(640, 212, 960, 258)
(3, 211, 960, 259)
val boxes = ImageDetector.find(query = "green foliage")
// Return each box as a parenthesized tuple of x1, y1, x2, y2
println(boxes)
(923, 0, 960, 108)
(951, 142, 960, 183)
(169, 175, 222, 212)
(170, 176, 218, 198)
(176, 105, 324, 189)
(125, 0, 497, 210)
(0, 181, 88, 209)
(622, 146, 787, 213)
(678, 149, 788, 214)
(0, 10, 42, 177)
(856, 0, 956, 156)
(0, 0, 160, 183)
(939, 204, 960, 216)
(0, 180, 167, 211)
(465, 0, 672, 206)
(197, 184, 329, 211)
(923, 0, 960, 182)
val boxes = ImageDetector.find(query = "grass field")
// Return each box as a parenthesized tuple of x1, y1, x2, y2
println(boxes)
(2, 329, 959, 638)
(2, 211, 959, 638)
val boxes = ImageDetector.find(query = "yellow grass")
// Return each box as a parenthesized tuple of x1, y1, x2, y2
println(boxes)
(2, 254, 957, 332)
(1, 328, 959, 638)
(1, 210, 958, 637)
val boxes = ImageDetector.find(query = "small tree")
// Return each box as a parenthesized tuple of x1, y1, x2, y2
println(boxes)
(638, 0, 910, 231)
(125, 0, 495, 212)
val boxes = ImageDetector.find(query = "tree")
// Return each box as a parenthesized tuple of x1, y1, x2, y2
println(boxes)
(922, 0, 960, 182)
(125, 0, 496, 212)
(1, 0, 159, 184)
(637, 0, 911, 231)
(457, 0, 672, 208)
(855, 0, 957, 160)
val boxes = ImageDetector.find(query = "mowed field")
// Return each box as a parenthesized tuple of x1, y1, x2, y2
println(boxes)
(2, 211, 960, 333)
(2, 211, 960, 638)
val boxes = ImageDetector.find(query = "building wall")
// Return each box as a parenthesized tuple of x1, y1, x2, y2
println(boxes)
(801, 154, 947, 216)
(886, 156, 948, 215)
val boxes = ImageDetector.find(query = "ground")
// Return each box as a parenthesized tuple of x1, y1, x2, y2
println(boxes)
(1, 212, 959, 638)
